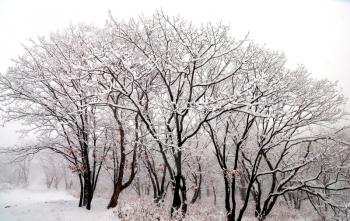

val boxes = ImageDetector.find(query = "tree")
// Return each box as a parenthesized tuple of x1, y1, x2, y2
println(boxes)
(0, 25, 108, 210)
(105, 107, 138, 209)
(206, 46, 346, 220)
(92, 11, 260, 217)
(0, 12, 348, 220)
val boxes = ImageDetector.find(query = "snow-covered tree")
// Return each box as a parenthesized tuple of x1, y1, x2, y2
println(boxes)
(0, 12, 348, 220)
(0, 25, 109, 210)
(206, 46, 346, 220)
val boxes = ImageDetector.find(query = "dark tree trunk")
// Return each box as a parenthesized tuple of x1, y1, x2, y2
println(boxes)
(107, 183, 122, 209)
(190, 184, 201, 204)
(224, 176, 231, 212)
(171, 175, 182, 216)
(190, 163, 202, 204)
(180, 176, 188, 214)
(171, 175, 187, 218)
(107, 111, 138, 209)
(224, 177, 232, 221)
(78, 174, 84, 207)
(83, 172, 93, 210)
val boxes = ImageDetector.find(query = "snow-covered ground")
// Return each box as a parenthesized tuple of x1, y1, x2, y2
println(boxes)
(0, 187, 314, 221)
(0, 188, 116, 221)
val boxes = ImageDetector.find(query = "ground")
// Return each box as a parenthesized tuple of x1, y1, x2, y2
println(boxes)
(0, 187, 314, 221)
(0, 188, 116, 221)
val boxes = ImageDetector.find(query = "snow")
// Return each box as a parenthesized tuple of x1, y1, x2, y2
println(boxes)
(0, 188, 117, 221)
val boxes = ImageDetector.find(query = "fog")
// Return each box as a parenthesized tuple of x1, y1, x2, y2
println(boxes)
(0, 1, 349, 220)
(1, 0, 349, 147)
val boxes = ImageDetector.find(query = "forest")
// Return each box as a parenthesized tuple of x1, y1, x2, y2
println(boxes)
(0, 12, 350, 221)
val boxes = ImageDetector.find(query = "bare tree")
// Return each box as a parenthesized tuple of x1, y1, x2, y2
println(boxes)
(0, 25, 109, 210)
(90, 11, 259, 217)
(0, 12, 348, 221)
(206, 46, 346, 220)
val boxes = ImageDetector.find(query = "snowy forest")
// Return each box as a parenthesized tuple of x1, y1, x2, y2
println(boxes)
(0, 12, 350, 221)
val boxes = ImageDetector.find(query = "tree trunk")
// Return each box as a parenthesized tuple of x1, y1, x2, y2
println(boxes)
(213, 185, 217, 206)
(146, 185, 150, 195)
(190, 168, 202, 204)
(78, 174, 84, 207)
(171, 175, 182, 217)
(190, 185, 201, 204)
(180, 176, 188, 214)
(239, 177, 247, 201)
(135, 177, 141, 197)
(83, 173, 93, 210)
(106, 108, 138, 209)
(107, 183, 122, 209)
(224, 176, 231, 214)
(171, 175, 187, 218)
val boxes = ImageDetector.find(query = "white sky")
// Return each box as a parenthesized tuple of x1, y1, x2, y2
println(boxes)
(0, 0, 349, 146)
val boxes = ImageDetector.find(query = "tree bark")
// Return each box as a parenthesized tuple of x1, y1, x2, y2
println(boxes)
(107, 183, 122, 209)
(82, 172, 93, 210)
(78, 174, 84, 207)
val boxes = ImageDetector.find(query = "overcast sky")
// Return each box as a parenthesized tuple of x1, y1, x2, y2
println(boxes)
(0, 0, 349, 146)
